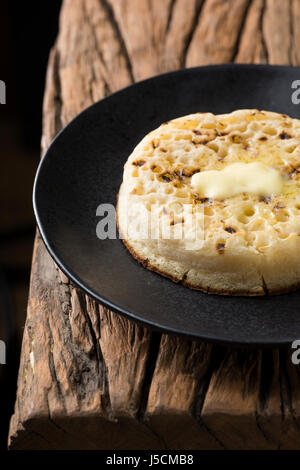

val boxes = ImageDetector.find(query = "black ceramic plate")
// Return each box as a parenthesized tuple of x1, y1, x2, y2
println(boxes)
(34, 64, 300, 347)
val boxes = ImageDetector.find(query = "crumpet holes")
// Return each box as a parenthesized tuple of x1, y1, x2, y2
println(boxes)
(201, 122, 216, 129)
(286, 146, 296, 153)
(207, 142, 219, 152)
(275, 210, 289, 222)
(204, 206, 215, 216)
(238, 206, 256, 222)
(175, 135, 193, 141)
(216, 240, 225, 254)
(238, 206, 255, 224)
(164, 187, 174, 194)
(160, 134, 172, 140)
(151, 164, 162, 173)
(249, 219, 266, 231)
(264, 126, 277, 136)
(244, 207, 255, 217)
(277, 231, 289, 239)
(175, 189, 189, 198)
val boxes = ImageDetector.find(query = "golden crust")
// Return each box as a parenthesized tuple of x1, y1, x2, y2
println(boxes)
(117, 205, 300, 296)
(121, 235, 300, 296)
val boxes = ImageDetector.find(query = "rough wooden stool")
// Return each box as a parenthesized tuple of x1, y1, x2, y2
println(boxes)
(8, 0, 300, 450)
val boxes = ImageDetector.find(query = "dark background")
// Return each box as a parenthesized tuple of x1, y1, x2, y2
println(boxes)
(0, 0, 62, 451)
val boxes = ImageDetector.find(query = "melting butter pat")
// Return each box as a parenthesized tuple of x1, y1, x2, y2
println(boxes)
(191, 162, 283, 199)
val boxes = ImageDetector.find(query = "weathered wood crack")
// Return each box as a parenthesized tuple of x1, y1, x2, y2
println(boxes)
(180, 0, 205, 67)
(231, 0, 253, 62)
(165, 0, 176, 35)
(137, 331, 161, 422)
(100, 0, 135, 83)
(47, 317, 67, 413)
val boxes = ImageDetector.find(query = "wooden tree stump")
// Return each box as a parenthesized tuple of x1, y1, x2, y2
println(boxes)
(8, 0, 300, 450)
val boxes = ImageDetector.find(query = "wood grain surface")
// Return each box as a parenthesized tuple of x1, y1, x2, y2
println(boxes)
(8, 0, 300, 450)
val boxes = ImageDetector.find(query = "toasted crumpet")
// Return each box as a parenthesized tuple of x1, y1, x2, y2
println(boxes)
(117, 110, 300, 295)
